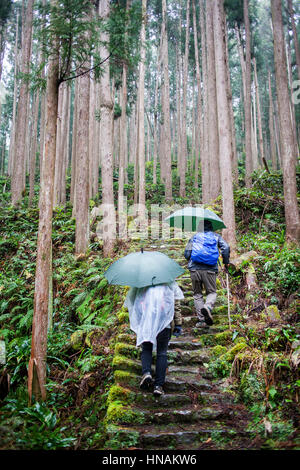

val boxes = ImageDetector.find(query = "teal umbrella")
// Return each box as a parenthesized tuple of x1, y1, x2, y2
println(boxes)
(104, 250, 185, 288)
(165, 207, 226, 231)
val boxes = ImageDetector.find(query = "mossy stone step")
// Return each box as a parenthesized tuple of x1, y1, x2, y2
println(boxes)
(168, 337, 203, 350)
(138, 423, 238, 449)
(168, 348, 210, 365)
(136, 392, 193, 408)
(117, 405, 227, 426)
(164, 376, 212, 393)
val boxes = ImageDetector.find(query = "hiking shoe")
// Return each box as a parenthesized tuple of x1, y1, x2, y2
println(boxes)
(153, 385, 165, 397)
(195, 321, 209, 328)
(140, 373, 153, 391)
(201, 306, 213, 326)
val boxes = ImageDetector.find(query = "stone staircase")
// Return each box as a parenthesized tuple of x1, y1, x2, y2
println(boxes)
(104, 239, 257, 450)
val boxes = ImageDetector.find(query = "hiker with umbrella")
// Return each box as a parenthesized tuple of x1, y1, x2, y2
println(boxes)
(165, 208, 230, 328)
(105, 250, 184, 397)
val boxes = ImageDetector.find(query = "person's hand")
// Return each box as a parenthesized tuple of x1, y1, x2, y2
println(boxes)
(224, 264, 229, 274)
(173, 325, 182, 337)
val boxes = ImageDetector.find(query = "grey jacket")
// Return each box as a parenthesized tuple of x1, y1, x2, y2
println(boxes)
(184, 231, 230, 272)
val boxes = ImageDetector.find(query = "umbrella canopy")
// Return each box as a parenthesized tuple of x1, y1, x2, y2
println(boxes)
(165, 207, 226, 231)
(104, 250, 185, 288)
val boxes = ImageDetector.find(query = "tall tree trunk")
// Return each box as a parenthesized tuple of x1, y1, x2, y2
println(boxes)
(180, 0, 190, 198)
(271, 0, 300, 242)
(70, 79, 79, 207)
(268, 71, 277, 169)
(253, 57, 265, 168)
(206, 0, 220, 201)
(288, 0, 300, 82)
(213, 0, 236, 251)
(75, 67, 90, 254)
(192, 0, 203, 190)
(244, 0, 252, 187)
(28, 21, 59, 404)
(8, 12, 19, 177)
(29, 89, 40, 205)
(161, 0, 172, 201)
(137, 0, 147, 220)
(11, 0, 34, 205)
(200, 0, 209, 203)
(99, 0, 116, 256)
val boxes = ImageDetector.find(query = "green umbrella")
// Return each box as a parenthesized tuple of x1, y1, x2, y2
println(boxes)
(165, 207, 226, 231)
(104, 250, 185, 288)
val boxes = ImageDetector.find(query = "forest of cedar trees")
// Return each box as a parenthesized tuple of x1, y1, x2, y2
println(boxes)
(0, 0, 299, 454)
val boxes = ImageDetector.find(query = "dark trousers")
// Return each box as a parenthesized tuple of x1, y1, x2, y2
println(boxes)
(141, 327, 171, 387)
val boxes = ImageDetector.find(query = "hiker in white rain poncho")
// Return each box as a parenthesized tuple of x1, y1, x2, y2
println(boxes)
(124, 282, 183, 397)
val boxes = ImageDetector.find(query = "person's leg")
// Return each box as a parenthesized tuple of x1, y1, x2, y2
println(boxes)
(154, 328, 171, 388)
(190, 271, 205, 321)
(141, 341, 153, 375)
(202, 271, 217, 311)
(201, 270, 217, 325)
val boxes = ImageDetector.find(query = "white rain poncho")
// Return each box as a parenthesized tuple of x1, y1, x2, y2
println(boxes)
(124, 282, 184, 351)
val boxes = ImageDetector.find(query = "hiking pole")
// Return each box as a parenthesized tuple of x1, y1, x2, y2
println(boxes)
(226, 271, 231, 331)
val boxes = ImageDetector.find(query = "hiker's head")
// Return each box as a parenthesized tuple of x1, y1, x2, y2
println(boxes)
(197, 220, 213, 232)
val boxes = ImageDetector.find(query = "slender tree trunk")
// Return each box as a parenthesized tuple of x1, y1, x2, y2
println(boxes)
(253, 58, 265, 168)
(271, 0, 300, 242)
(137, 0, 147, 220)
(175, 43, 182, 187)
(11, 0, 34, 205)
(268, 71, 277, 169)
(206, 0, 220, 201)
(99, 0, 116, 256)
(180, 0, 190, 198)
(200, 0, 209, 203)
(28, 25, 59, 404)
(213, 0, 236, 251)
(161, 0, 172, 201)
(288, 0, 300, 82)
(29, 89, 40, 205)
(8, 12, 19, 177)
(75, 66, 90, 254)
(244, 0, 252, 187)
(192, 0, 203, 190)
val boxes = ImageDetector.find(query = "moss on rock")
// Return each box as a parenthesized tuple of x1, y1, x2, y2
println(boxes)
(105, 401, 145, 425)
(114, 342, 138, 359)
(112, 354, 141, 374)
(114, 370, 138, 387)
(107, 385, 135, 405)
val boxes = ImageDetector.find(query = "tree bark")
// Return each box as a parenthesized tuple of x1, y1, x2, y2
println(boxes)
(192, 0, 203, 190)
(75, 67, 90, 254)
(206, 0, 220, 201)
(137, 0, 147, 221)
(11, 0, 34, 205)
(28, 23, 59, 404)
(253, 57, 264, 168)
(161, 0, 172, 201)
(244, 0, 253, 187)
(213, 0, 236, 251)
(180, 0, 190, 198)
(271, 0, 300, 242)
(200, 0, 209, 203)
(288, 0, 300, 82)
(8, 12, 19, 177)
(99, 0, 116, 256)
(268, 71, 277, 170)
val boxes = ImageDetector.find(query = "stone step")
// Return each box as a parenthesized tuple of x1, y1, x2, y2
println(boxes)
(164, 375, 212, 393)
(135, 392, 193, 409)
(120, 423, 244, 449)
(118, 405, 228, 426)
(168, 337, 203, 350)
(168, 348, 210, 365)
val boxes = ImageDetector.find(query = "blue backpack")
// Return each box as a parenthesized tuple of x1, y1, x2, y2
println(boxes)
(191, 231, 219, 265)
